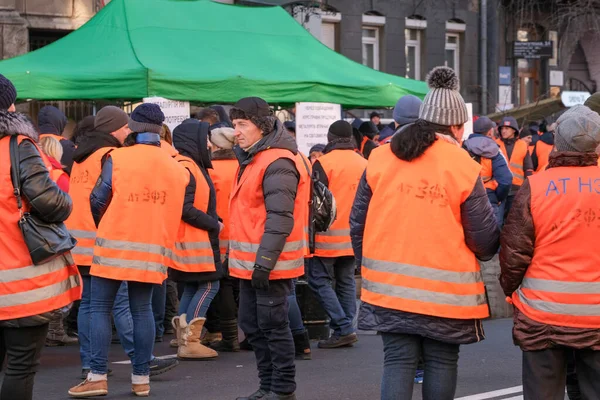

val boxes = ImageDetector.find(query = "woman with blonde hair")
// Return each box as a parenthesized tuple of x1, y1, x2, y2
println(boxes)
(40, 135, 70, 193)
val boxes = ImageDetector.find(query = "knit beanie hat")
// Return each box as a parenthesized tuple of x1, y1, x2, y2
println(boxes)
(0, 74, 17, 111)
(419, 66, 468, 126)
(95, 106, 128, 134)
(128, 103, 165, 134)
(309, 143, 326, 154)
(584, 92, 600, 115)
(229, 97, 275, 135)
(393, 95, 422, 126)
(555, 105, 600, 153)
(327, 120, 353, 142)
(210, 126, 236, 150)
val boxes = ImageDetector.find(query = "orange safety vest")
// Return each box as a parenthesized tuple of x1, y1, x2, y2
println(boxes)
(480, 158, 499, 191)
(499, 139, 528, 186)
(229, 148, 310, 280)
(65, 147, 114, 266)
(172, 155, 215, 273)
(91, 144, 189, 284)
(535, 141, 553, 173)
(0, 135, 81, 320)
(314, 149, 367, 257)
(361, 141, 489, 320)
(211, 158, 238, 261)
(512, 166, 600, 328)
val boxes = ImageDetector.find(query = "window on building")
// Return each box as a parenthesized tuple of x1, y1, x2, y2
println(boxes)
(320, 12, 341, 51)
(29, 29, 70, 52)
(444, 33, 460, 75)
(362, 27, 380, 70)
(405, 29, 421, 80)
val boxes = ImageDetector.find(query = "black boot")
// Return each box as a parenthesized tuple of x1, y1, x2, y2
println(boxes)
(265, 392, 296, 400)
(210, 319, 240, 352)
(239, 337, 253, 351)
(236, 389, 270, 400)
(293, 331, 311, 360)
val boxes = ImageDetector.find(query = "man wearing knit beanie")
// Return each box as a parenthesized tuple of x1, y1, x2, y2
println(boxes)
(500, 104, 600, 400)
(378, 95, 422, 144)
(229, 96, 308, 400)
(0, 73, 17, 112)
(310, 119, 366, 351)
(95, 106, 130, 143)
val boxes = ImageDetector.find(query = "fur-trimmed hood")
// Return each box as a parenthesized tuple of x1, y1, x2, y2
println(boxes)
(0, 111, 38, 141)
(211, 148, 236, 160)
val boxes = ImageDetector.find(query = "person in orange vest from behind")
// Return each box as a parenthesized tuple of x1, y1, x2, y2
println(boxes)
(354, 121, 379, 159)
(531, 118, 556, 173)
(497, 116, 534, 222)
(229, 97, 310, 400)
(40, 135, 70, 193)
(500, 105, 600, 400)
(350, 67, 500, 400)
(68, 104, 189, 398)
(38, 105, 76, 175)
(309, 120, 366, 349)
(0, 81, 81, 400)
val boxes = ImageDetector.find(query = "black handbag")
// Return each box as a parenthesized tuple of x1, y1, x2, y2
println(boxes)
(9, 135, 76, 265)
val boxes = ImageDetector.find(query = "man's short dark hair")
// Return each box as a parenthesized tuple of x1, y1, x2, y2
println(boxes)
(196, 108, 220, 125)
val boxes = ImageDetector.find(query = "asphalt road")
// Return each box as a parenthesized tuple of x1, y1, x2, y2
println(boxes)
(2, 318, 536, 400)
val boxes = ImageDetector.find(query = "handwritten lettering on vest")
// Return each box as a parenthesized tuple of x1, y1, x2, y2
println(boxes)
(127, 188, 167, 205)
(396, 179, 449, 207)
(545, 177, 600, 196)
(71, 169, 90, 184)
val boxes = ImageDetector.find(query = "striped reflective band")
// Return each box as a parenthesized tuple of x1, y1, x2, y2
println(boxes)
(219, 240, 229, 247)
(521, 277, 600, 294)
(516, 289, 600, 316)
(92, 256, 168, 274)
(95, 238, 171, 257)
(363, 257, 483, 284)
(230, 240, 305, 253)
(69, 229, 96, 239)
(363, 279, 486, 307)
(171, 255, 214, 265)
(0, 257, 71, 284)
(229, 257, 304, 271)
(316, 229, 350, 237)
(71, 247, 94, 256)
(510, 163, 523, 171)
(0, 275, 80, 308)
(315, 242, 353, 250)
(174, 241, 212, 251)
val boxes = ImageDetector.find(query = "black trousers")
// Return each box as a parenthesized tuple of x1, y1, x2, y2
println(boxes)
(523, 347, 600, 400)
(163, 279, 179, 326)
(239, 279, 296, 395)
(0, 323, 49, 400)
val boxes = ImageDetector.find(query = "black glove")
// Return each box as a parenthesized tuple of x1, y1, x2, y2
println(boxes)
(251, 267, 271, 291)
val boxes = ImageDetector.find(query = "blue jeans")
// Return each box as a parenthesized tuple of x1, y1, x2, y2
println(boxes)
(288, 279, 305, 336)
(178, 280, 220, 323)
(381, 332, 460, 400)
(78, 278, 135, 368)
(90, 277, 155, 376)
(151, 281, 166, 338)
(308, 256, 356, 337)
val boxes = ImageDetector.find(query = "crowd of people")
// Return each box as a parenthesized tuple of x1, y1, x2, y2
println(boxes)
(1, 63, 600, 400)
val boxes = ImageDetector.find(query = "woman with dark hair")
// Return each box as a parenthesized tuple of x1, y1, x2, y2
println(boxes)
(350, 67, 499, 400)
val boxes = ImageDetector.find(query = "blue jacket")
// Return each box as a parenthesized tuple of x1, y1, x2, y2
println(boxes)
(463, 134, 512, 204)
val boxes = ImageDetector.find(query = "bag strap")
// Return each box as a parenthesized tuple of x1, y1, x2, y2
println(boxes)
(9, 135, 24, 212)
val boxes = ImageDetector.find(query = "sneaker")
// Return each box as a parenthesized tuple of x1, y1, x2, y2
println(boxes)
(236, 389, 270, 400)
(80, 369, 113, 380)
(148, 357, 179, 376)
(317, 333, 358, 349)
(46, 335, 79, 347)
(414, 369, 424, 384)
(68, 378, 108, 398)
(132, 383, 150, 397)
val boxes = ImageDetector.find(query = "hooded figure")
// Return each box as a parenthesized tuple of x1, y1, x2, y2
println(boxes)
(355, 121, 379, 159)
(210, 105, 232, 128)
(38, 105, 75, 174)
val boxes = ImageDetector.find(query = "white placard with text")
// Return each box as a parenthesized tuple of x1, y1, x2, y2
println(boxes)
(295, 102, 341, 156)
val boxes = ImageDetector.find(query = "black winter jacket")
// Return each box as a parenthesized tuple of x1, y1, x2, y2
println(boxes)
(170, 119, 223, 283)
(350, 134, 500, 345)
(233, 119, 300, 273)
(38, 105, 75, 175)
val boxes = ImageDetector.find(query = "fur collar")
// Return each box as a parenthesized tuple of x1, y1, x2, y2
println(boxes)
(0, 111, 38, 141)
(548, 152, 598, 168)
(212, 148, 236, 160)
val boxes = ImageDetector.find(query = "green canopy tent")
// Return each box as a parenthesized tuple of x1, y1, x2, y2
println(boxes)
(0, 0, 427, 108)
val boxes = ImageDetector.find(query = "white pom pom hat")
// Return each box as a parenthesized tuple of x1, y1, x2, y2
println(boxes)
(419, 66, 469, 126)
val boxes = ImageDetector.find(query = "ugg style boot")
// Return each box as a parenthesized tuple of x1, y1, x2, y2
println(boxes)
(293, 331, 312, 360)
(169, 314, 184, 348)
(177, 316, 218, 359)
(209, 318, 240, 352)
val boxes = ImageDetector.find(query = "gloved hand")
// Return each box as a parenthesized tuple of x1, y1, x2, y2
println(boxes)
(251, 267, 270, 291)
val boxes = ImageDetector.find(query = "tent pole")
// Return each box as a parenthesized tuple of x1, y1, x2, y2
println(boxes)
(92, 101, 97, 116)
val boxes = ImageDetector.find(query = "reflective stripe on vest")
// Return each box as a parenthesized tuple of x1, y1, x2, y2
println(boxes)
(361, 142, 489, 320)
(211, 159, 238, 262)
(171, 155, 215, 274)
(314, 150, 367, 257)
(511, 165, 600, 328)
(228, 148, 309, 280)
(90, 145, 189, 284)
(0, 135, 81, 320)
(499, 140, 528, 186)
(65, 147, 113, 266)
